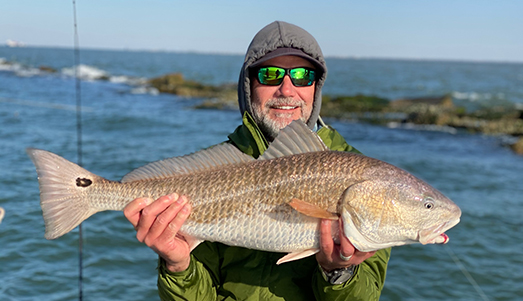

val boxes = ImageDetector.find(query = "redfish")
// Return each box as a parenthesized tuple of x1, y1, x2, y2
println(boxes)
(27, 121, 460, 264)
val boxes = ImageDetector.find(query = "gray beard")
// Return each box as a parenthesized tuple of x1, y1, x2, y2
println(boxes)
(251, 97, 308, 141)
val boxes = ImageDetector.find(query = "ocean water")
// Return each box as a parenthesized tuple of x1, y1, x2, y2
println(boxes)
(1, 46, 522, 301)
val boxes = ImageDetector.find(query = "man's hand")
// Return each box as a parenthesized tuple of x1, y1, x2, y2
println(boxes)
(316, 219, 376, 272)
(124, 193, 192, 273)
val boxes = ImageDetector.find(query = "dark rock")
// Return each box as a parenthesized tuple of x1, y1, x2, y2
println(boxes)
(147, 73, 237, 100)
(390, 94, 454, 109)
(321, 94, 389, 119)
(38, 66, 57, 73)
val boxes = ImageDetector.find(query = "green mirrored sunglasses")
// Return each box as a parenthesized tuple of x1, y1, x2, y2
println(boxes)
(256, 67, 316, 87)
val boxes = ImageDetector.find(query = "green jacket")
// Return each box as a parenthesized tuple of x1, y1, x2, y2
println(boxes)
(157, 114, 391, 300)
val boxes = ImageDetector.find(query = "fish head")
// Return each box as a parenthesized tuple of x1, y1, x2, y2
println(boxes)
(340, 172, 461, 252)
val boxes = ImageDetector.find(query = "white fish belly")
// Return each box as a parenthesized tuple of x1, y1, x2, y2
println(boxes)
(181, 212, 320, 252)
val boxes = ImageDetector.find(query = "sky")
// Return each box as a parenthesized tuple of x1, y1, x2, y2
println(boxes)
(1, 0, 522, 62)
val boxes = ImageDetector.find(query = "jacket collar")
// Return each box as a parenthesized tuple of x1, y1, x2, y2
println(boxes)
(228, 112, 361, 158)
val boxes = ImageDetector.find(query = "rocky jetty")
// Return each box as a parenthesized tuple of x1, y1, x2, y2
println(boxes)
(320, 93, 523, 154)
(386, 95, 523, 136)
(146, 73, 523, 155)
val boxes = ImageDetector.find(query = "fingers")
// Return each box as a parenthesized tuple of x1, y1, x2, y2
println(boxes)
(144, 196, 190, 246)
(135, 193, 184, 243)
(339, 220, 354, 261)
(154, 202, 191, 248)
(123, 197, 153, 227)
(350, 248, 376, 266)
(319, 219, 354, 263)
(338, 220, 375, 265)
(317, 218, 376, 271)
(319, 220, 335, 256)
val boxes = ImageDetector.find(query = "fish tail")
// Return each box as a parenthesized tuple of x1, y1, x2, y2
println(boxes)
(27, 148, 101, 240)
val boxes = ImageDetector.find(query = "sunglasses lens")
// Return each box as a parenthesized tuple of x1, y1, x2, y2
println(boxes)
(256, 67, 316, 86)
(290, 68, 315, 87)
(257, 67, 285, 85)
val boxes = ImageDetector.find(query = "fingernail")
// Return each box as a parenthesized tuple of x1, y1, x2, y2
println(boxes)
(170, 193, 179, 202)
(176, 195, 187, 205)
(180, 203, 190, 214)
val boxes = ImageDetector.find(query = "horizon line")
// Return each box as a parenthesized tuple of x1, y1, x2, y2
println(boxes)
(2, 44, 522, 65)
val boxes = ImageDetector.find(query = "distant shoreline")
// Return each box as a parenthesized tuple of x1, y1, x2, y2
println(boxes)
(3, 45, 523, 65)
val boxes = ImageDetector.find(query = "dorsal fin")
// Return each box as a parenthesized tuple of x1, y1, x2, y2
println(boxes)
(259, 120, 329, 160)
(121, 143, 254, 182)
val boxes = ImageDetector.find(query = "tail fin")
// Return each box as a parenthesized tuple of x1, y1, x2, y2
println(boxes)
(27, 148, 101, 239)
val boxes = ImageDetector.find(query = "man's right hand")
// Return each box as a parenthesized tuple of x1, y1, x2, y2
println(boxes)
(123, 193, 192, 273)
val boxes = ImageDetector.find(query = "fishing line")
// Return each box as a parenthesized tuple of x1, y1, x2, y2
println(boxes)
(72, 1, 84, 300)
(444, 245, 490, 301)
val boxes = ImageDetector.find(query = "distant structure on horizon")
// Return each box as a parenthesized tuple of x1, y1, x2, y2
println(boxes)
(6, 39, 26, 47)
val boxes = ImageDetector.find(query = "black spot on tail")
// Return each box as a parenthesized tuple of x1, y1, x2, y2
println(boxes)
(76, 177, 93, 187)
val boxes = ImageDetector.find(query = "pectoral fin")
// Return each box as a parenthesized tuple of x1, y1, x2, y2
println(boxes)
(289, 198, 338, 220)
(276, 248, 320, 265)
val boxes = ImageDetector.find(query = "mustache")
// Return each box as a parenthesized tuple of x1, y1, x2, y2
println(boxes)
(265, 97, 305, 108)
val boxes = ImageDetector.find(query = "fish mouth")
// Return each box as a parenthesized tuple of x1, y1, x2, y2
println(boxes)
(418, 217, 460, 245)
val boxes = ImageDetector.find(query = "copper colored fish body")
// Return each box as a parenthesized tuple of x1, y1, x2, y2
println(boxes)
(27, 121, 461, 263)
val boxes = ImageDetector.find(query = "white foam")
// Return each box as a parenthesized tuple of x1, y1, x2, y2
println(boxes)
(109, 75, 148, 86)
(130, 86, 159, 95)
(109, 75, 131, 84)
(0, 59, 43, 77)
(62, 64, 109, 81)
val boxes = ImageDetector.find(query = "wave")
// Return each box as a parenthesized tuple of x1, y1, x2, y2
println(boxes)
(451, 91, 516, 111)
(0, 58, 158, 95)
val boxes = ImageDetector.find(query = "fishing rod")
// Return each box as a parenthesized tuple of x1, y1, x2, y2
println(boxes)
(444, 245, 490, 301)
(72, 1, 84, 300)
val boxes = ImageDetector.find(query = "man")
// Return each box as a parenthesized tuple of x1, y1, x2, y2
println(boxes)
(124, 21, 390, 300)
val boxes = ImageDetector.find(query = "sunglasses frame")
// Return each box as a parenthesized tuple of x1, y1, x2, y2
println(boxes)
(255, 66, 316, 87)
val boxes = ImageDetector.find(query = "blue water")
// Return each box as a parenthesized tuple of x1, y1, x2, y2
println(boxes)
(1, 46, 523, 301)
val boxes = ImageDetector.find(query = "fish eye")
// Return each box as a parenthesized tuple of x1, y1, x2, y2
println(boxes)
(423, 197, 435, 209)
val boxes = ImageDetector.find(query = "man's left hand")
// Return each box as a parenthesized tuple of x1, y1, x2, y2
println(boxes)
(316, 219, 376, 272)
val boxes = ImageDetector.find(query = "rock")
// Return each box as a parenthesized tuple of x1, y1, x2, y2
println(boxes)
(390, 94, 454, 110)
(387, 94, 458, 125)
(38, 66, 57, 73)
(320, 94, 389, 119)
(510, 137, 523, 155)
(147, 73, 237, 99)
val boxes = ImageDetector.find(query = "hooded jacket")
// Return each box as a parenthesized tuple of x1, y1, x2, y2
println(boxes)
(157, 113, 390, 301)
(237, 21, 327, 130)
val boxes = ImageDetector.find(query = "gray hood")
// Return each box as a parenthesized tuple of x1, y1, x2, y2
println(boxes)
(237, 21, 328, 130)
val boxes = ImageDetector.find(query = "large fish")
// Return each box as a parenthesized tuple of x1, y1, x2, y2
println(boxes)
(0, 207, 4, 224)
(27, 121, 461, 264)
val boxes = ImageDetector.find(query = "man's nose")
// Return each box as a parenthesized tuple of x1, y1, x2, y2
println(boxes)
(276, 75, 297, 97)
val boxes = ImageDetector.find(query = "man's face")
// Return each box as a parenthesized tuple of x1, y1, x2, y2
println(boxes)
(251, 55, 316, 140)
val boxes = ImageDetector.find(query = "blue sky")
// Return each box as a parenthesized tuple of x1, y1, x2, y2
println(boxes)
(1, 0, 522, 62)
